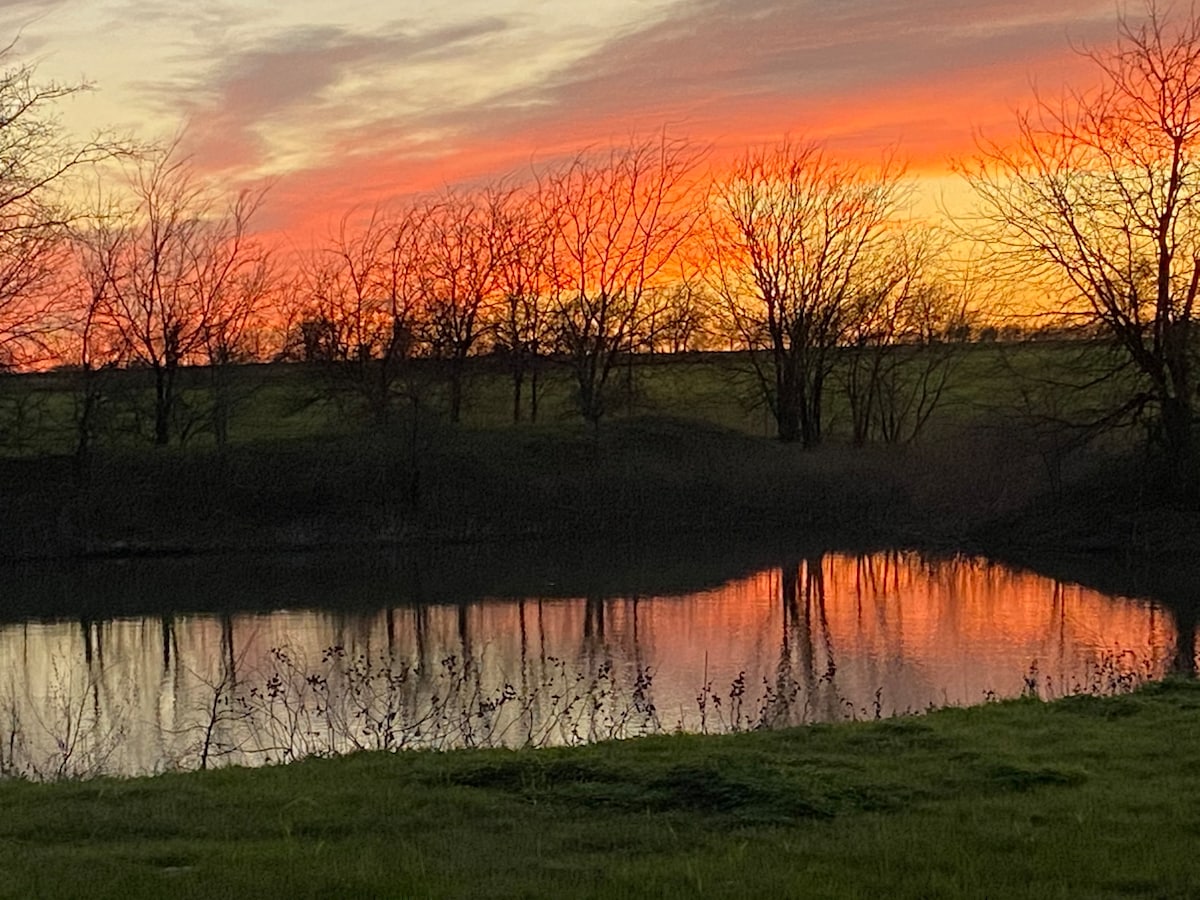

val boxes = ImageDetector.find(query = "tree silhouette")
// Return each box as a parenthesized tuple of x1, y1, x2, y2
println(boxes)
(102, 149, 268, 446)
(709, 139, 908, 445)
(966, 2, 1200, 485)
(0, 47, 122, 370)
(540, 135, 701, 424)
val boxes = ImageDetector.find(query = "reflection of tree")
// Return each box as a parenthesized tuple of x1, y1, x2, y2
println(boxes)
(517, 599, 529, 701)
(80, 617, 102, 719)
(412, 604, 430, 677)
(583, 595, 605, 643)
(1051, 581, 1066, 680)
(860, 552, 899, 652)
(578, 595, 609, 699)
(536, 599, 546, 664)
(79, 616, 102, 669)
(1172, 603, 1197, 677)
(629, 594, 644, 682)
(770, 555, 840, 725)
(220, 613, 236, 684)
(159, 613, 176, 673)
(11, 550, 1193, 776)
(457, 602, 471, 660)
(577, 595, 648, 677)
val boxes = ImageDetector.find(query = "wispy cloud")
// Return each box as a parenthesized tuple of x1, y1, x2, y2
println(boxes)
(454, 0, 1116, 149)
(0, 0, 1134, 235)
(248, 0, 1128, 232)
(143, 17, 509, 172)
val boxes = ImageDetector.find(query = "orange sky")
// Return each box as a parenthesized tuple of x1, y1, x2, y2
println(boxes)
(1, 0, 1122, 239)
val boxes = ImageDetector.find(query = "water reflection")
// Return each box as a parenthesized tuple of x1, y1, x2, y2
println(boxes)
(0, 551, 1187, 778)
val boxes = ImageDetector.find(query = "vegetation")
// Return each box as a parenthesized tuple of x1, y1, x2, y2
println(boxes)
(0, 4, 1191, 473)
(0, 5, 1195, 896)
(967, 4, 1200, 484)
(0, 680, 1193, 898)
(0, 49, 121, 371)
(0, 3, 1194, 489)
(0, 340, 1171, 562)
(708, 141, 939, 445)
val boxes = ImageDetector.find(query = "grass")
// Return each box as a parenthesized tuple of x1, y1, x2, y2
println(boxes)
(0, 341, 1138, 453)
(0, 680, 1197, 898)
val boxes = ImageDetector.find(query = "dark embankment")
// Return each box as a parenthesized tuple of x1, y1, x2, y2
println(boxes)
(0, 532, 841, 622)
(4, 417, 911, 560)
(3, 414, 1197, 593)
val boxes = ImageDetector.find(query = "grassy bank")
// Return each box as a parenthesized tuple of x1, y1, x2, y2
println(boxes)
(0, 344, 1088, 451)
(0, 680, 1196, 898)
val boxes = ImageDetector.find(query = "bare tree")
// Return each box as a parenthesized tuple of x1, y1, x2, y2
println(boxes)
(489, 185, 552, 423)
(419, 190, 499, 424)
(840, 230, 970, 445)
(964, 2, 1200, 482)
(0, 47, 122, 370)
(298, 205, 426, 425)
(641, 272, 716, 354)
(103, 149, 269, 446)
(0, 221, 69, 453)
(194, 203, 273, 449)
(64, 210, 126, 471)
(0, 225, 71, 369)
(540, 135, 702, 424)
(709, 139, 908, 445)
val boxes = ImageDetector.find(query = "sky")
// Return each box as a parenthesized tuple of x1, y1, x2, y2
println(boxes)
(0, 0, 1125, 238)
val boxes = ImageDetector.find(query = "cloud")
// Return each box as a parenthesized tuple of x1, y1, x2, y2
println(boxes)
(0, 0, 70, 54)
(448, 0, 1117, 153)
(270, 0, 1114, 178)
(168, 0, 1133, 237)
(146, 16, 510, 173)
(0, 0, 65, 12)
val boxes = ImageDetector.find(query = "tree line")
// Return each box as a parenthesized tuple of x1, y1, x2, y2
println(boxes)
(1, 2, 1199, 485)
(1, 130, 974, 452)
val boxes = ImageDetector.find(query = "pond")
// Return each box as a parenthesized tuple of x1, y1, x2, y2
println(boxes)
(0, 547, 1187, 779)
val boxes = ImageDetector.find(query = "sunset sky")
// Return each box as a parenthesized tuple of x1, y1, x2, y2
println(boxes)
(0, 0, 1123, 236)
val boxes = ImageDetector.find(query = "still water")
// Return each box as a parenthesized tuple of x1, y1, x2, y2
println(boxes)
(0, 550, 1186, 778)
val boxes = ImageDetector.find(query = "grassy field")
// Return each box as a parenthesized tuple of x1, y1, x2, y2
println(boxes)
(0, 340, 1138, 454)
(0, 679, 1195, 898)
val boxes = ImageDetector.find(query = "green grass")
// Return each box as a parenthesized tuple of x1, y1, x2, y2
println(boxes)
(0, 680, 1197, 898)
(0, 341, 1142, 455)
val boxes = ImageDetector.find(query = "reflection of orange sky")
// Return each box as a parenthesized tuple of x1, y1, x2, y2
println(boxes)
(0, 552, 1182, 775)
